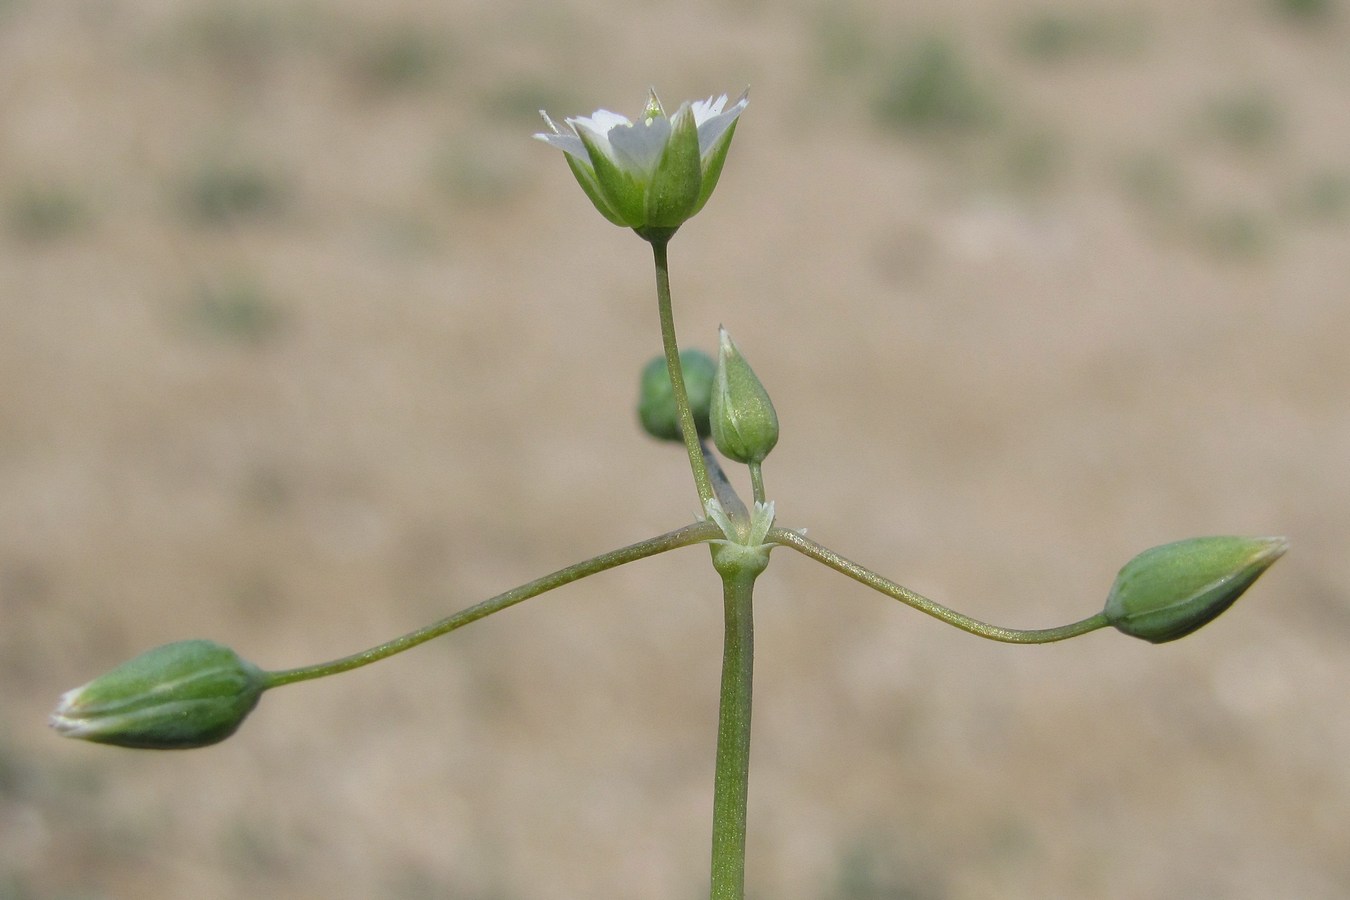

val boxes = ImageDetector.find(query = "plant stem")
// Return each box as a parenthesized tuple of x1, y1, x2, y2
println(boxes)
(703, 439, 749, 524)
(651, 239, 715, 506)
(748, 462, 766, 506)
(264, 520, 722, 688)
(768, 528, 1110, 643)
(710, 568, 756, 900)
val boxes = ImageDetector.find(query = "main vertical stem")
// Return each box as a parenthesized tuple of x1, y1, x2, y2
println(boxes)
(651, 239, 715, 506)
(710, 569, 755, 900)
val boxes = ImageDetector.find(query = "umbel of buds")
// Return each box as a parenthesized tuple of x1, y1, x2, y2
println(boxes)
(50, 640, 267, 749)
(711, 327, 779, 465)
(1103, 536, 1288, 643)
(637, 349, 716, 442)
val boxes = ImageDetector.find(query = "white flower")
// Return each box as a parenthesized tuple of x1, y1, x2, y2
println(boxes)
(536, 88, 748, 240)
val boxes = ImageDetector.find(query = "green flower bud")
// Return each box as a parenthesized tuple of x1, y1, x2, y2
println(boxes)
(1104, 536, 1288, 643)
(710, 327, 779, 465)
(637, 349, 716, 442)
(50, 640, 267, 749)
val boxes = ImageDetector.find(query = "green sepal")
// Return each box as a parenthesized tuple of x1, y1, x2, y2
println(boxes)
(576, 127, 646, 228)
(51, 639, 267, 749)
(1104, 536, 1287, 643)
(692, 117, 740, 217)
(564, 153, 628, 227)
(644, 106, 703, 228)
(710, 327, 780, 465)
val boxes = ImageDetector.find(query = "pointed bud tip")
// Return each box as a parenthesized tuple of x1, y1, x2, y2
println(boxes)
(643, 88, 664, 120)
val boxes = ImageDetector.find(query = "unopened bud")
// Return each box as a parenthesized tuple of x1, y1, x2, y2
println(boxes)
(1104, 536, 1288, 643)
(710, 327, 779, 465)
(637, 349, 715, 442)
(51, 640, 267, 749)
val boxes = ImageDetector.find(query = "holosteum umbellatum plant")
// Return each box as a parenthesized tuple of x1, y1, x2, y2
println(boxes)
(52, 89, 1288, 899)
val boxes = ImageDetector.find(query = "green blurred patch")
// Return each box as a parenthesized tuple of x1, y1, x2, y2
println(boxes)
(815, 4, 873, 77)
(999, 126, 1070, 192)
(479, 78, 581, 128)
(184, 275, 287, 344)
(384, 867, 514, 900)
(222, 816, 292, 877)
(434, 138, 527, 207)
(1119, 150, 1190, 230)
(1271, 0, 1338, 21)
(830, 837, 941, 900)
(0, 871, 30, 900)
(5, 183, 90, 241)
(1012, 9, 1149, 63)
(166, 1, 323, 73)
(1196, 207, 1273, 259)
(873, 37, 999, 136)
(1198, 87, 1283, 153)
(177, 158, 289, 226)
(1288, 170, 1350, 222)
(349, 25, 455, 93)
(1119, 152, 1280, 259)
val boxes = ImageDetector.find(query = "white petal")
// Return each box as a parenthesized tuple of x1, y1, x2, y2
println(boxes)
(570, 108, 633, 138)
(567, 115, 622, 165)
(534, 111, 590, 161)
(695, 92, 748, 158)
(748, 500, 776, 547)
(605, 114, 672, 175)
(533, 130, 588, 161)
(703, 497, 735, 539)
(690, 94, 729, 125)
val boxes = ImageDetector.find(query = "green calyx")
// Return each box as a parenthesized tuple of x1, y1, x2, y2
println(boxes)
(538, 90, 748, 241)
(576, 125, 648, 228)
(575, 105, 704, 234)
(1103, 536, 1288, 643)
(705, 497, 775, 580)
(710, 327, 779, 465)
(50, 639, 267, 749)
(643, 106, 703, 228)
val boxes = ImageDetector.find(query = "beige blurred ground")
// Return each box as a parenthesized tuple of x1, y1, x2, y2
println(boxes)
(2, 0, 1348, 897)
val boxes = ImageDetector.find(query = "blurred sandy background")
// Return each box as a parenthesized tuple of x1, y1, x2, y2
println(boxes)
(2, 0, 1347, 897)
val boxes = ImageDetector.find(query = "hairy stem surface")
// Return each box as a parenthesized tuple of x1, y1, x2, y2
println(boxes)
(265, 521, 721, 687)
(710, 568, 756, 899)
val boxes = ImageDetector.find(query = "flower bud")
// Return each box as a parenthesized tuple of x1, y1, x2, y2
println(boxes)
(50, 640, 267, 749)
(1103, 536, 1287, 643)
(637, 349, 716, 442)
(710, 326, 779, 465)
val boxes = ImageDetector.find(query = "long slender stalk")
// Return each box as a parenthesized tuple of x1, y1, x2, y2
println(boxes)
(651, 239, 715, 506)
(264, 520, 721, 688)
(769, 528, 1109, 643)
(710, 568, 756, 900)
